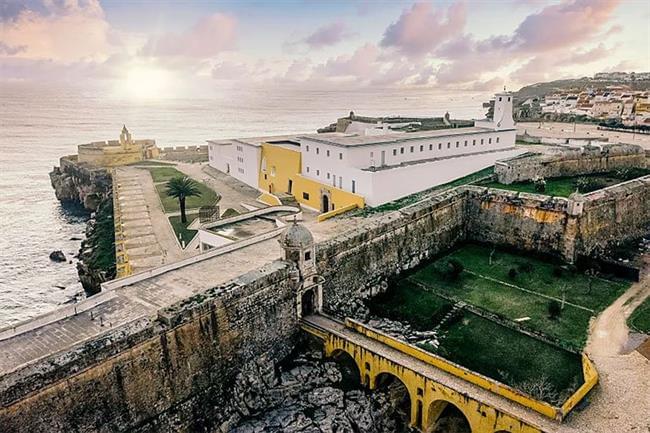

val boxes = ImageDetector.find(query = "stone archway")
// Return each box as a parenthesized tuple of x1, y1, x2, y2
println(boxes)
(330, 349, 362, 389)
(426, 399, 472, 433)
(301, 288, 316, 317)
(373, 372, 412, 430)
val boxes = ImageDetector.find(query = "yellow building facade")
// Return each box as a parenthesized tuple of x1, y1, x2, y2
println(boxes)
(258, 142, 364, 214)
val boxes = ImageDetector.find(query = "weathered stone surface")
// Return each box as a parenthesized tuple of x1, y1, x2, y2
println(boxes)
(48, 250, 66, 262)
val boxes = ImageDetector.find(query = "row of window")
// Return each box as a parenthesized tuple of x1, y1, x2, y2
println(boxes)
(236, 156, 244, 163)
(390, 136, 499, 157)
(305, 145, 343, 160)
(236, 145, 244, 152)
(304, 166, 357, 193)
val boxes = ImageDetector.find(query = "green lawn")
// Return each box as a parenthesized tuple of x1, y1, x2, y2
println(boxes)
(146, 166, 186, 183)
(168, 214, 199, 245)
(369, 279, 584, 404)
(429, 313, 584, 405)
(408, 244, 629, 348)
(628, 297, 650, 334)
(479, 168, 650, 197)
(155, 182, 219, 212)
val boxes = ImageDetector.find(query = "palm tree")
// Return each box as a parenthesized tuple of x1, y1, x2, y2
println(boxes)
(166, 176, 202, 224)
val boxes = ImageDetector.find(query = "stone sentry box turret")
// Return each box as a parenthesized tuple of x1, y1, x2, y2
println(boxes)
(279, 220, 323, 317)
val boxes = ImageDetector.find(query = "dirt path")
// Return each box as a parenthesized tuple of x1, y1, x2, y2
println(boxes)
(566, 280, 650, 432)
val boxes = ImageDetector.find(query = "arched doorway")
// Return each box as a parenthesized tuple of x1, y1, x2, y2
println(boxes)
(321, 194, 330, 213)
(301, 289, 316, 316)
(330, 349, 361, 390)
(426, 400, 471, 433)
(374, 372, 412, 431)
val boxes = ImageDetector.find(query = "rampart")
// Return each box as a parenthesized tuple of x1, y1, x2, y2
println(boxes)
(0, 261, 299, 433)
(2, 174, 649, 432)
(495, 144, 647, 184)
(159, 145, 208, 162)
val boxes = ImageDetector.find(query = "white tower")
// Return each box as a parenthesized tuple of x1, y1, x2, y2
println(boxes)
(492, 92, 515, 130)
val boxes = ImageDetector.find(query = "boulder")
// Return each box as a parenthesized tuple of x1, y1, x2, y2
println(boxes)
(49, 250, 67, 262)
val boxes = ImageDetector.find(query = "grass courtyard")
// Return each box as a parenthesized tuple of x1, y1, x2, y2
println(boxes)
(146, 166, 186, 183)
(168, 214, 199, 245)
(409, 243, 629, 348)
(478, 168, 650, 197)
(628, 297, 650, 334)
(367, 243, 633, 403)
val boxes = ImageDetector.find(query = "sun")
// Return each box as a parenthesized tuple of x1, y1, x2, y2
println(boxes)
(121, 66, 171, 100)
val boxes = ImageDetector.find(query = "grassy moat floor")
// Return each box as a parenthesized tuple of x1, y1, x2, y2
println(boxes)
(478, 168, 650, 197)
(628, 297, 650, 334)
(368, 243, 632, 404)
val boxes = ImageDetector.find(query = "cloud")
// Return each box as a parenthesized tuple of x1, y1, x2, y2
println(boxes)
(313, 43, 380, 78)
(302, 22, 355, 48)
(0, 41, 26, 55)
(0, 0, 115, 62)
(509, 0, 621, 52)
(141, 13, 237, 58)
(381, 2, 466, 57)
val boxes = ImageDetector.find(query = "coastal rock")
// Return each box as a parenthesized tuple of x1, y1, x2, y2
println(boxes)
(49, 250, 67, 262)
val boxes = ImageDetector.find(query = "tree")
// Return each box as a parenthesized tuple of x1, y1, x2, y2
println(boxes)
(447, 259, 464, 280)
(166, 176, 202, 224)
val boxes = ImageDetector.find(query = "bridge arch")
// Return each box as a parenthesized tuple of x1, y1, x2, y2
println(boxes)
(330, 349, 362, 388)
(373, 371, 414, 430)
(425, 399, 472, 433)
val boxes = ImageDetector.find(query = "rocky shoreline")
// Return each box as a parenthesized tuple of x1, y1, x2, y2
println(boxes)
(50, 158, 115, 294)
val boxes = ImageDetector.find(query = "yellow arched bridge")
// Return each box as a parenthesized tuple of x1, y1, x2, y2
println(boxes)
(301, 315, 598, 433)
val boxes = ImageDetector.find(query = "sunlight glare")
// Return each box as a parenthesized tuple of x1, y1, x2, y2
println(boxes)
(122, 67, 171, 100)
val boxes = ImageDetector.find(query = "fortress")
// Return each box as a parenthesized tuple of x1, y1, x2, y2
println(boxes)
(1, 164, 648, 432)
(77, 126, 159, 167)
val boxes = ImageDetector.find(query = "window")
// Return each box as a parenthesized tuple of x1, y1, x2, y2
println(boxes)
(236, 145, 243, 152)
(327, 172, 330, 179)
(489, 138, 492, 144)
(496, 137, 500, 143)
(326, 150, 330, 157)
(400, 147, 405, 154)
(306, 145, 310, 152)
(238, 168, 244, 174)
(302, 192, 310, 200)
(481, 139, 484, 145)
(447, 142, 450, 149)
(420, 145, 424, 152)
(316, 169, 320, 176)
(410, 146, 414, 153)
(316, 147, 320, 155)
(456, 141, 459, 148)
(339, 152, 343, 160)
(429, 144, 433, 151)
(393, 149, 397, 156)
(338, 177, 342, 188)
(473, 139, 476, 146)
(304, 251, 311, 261)
(438, 143, 442, 150)
(352, 180, 356, 193)
(507, 97, 511, 102)
(499, 97, 502, 101)
(306, 166, 310, 173)
(464, 140, 468, 147)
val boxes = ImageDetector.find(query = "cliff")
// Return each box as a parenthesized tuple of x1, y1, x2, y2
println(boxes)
(50, 156, 115, 293)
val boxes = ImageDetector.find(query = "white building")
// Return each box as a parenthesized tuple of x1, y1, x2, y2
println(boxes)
(207, 92, 524, 209)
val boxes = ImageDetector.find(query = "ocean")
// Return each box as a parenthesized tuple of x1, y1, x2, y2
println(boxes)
(0, 82, 488, 327)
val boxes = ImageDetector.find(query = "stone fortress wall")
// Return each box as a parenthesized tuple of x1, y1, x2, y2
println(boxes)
(158, 145, 208, 162)
(495, 143, 647, 184)
(0, 262, 300, 433)
(2, 174, 649, 432)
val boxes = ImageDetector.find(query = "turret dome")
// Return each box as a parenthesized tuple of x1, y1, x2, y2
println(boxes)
(279, 221, 313, 249)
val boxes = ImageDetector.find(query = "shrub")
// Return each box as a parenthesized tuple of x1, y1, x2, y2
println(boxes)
(548, 300, 562, 319)
(552, 267, 564, 278)
(447, 259, 464, 280)
(575, 176, 607, 193)
(508, 268, 518, 279)
(534, 178, 546, 192)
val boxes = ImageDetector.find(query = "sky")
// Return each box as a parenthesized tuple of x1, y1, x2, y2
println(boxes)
(0, 0, 648, 97)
